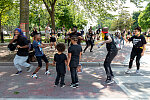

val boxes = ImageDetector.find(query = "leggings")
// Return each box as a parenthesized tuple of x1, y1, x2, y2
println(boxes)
(129, 48, 143, 70)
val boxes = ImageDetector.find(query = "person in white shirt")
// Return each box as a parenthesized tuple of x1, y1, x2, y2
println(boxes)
(45, 24, 50, 43)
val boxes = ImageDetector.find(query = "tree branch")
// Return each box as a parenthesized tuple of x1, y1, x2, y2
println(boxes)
(48, 0, 52, 5)
(43, 0, 52, 15)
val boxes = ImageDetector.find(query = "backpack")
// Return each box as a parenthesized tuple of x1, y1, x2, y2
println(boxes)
(8, 43, 17, 51)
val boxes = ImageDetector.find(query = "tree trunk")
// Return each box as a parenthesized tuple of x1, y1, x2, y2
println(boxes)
(20, 0, 30, 39)
(42, 0, 56, 30)
(0, 13, 4, 43)
(50, 4, 55, 30)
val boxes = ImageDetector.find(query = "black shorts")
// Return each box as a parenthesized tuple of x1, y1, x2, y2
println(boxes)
(36, 54, 49, 67)
(50, 37, 56, 42)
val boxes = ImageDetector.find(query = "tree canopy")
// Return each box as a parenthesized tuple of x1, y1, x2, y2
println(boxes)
(138, 2, 150, 30)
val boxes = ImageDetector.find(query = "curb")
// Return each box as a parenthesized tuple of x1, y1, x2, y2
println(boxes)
(0, 62, 128, 67)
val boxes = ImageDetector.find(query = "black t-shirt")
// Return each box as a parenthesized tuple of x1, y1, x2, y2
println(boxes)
(128, 35, 146, 49)
(104, 33, 117, 51)
(16, 36, 29, 56)
(50, 33, 56, 39)
(86, 32, 94, 41)
(54, 53, 67, 74)
(80, 30, 84, 36)
(69, 32, 82, 45)
(96, 29, 100, 34)
(31, 30, 38, 37)
(68, 44, 82, 68)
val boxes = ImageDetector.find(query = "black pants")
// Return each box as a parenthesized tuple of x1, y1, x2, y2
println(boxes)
(55, 72, 65, 85)
(36, 54, 49, 67)
(84, 40, 94, 52)
(68, 39, 71, 47)
(70, 67, 78, 84)
(104, 50, 118, 79)
(129, 48, 142, 70)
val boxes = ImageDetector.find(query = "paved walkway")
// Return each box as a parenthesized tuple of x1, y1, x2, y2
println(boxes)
(0, 66, 128, 99)
(1, 65, 150, 99)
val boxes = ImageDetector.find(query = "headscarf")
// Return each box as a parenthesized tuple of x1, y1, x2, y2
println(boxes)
(14, 28, 27, 38)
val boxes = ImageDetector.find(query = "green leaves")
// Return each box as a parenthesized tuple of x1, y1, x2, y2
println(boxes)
(138, 2, 150, 29)
(0, 0, 13, 14)
(110, 10, 134, 31)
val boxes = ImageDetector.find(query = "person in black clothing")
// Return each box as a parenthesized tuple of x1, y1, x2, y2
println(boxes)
(100, 27, 118, 84)
(31, 27, 38, 40)
(51, 43, 67, 88)
(68, 26, 83, 45)
(67, 36, 82, 88)
(96, 28, 101, 40)
(66, 28, 72, 47)
(50, 29, 57, 49)
(80, 29, 84, 36)
(9, 28, 33, 75)
(83, 29, 94, 53)
(123, 27, 146, 74)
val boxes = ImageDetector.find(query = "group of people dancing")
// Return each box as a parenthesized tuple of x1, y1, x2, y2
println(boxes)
(8, 25, 146, 88)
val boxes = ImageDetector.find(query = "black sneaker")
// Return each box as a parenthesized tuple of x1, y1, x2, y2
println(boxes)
(90, 50, 93, 52)
(70, 84, 77, 88)
(105, 79, 114, 85)
(72, 84, 77, 88)
(75, 84, 79, 88)
(75, 82, 79, 87)
(60, 84, 65, 88)
(15, 71, 22, 75)
(70, 83, 74, 87)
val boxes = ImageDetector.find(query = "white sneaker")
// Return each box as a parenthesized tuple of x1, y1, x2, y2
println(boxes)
(45, 70, 51, 75)
(125, 69, 132, 74)
(31, 74, 38, 78)
(136, 70, 140, 74)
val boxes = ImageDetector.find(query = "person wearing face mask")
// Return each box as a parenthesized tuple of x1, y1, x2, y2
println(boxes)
(9, 28, 33, 75)
(123, 27, 147, 74)
(100, 27, 118, 84)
